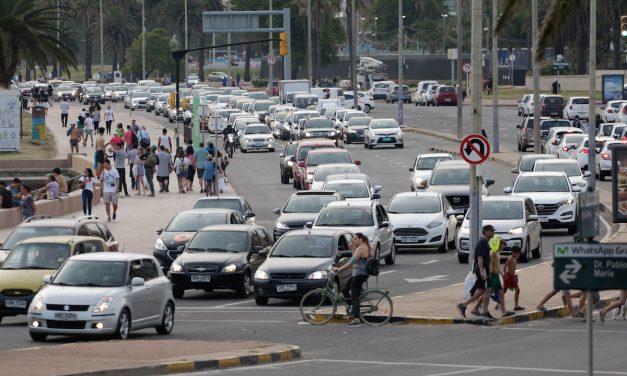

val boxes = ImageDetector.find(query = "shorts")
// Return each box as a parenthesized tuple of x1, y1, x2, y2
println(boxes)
(95, 150, 105, 163)
(503, 273, 518, 290)
(196, 168, 204, 178)
(157, 176, 169, 182)
(187, 166, 195, 180)
(470, 273, 487, 295)
(135, 164, 145, 177)
(70, 139, 78, 146)
(85, 129, 94, 136)
(490, 272, 502, 291)
(103, 191, 118, 204)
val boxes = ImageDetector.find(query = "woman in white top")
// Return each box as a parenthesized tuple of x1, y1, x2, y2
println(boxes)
(158, 128, 172, 154)
(173, 148, 189, 193)
(104, 106, 114, 135)
(134, 146, 147, 195)
(79, 168, 96, 215)
(214, 151, 227, 194)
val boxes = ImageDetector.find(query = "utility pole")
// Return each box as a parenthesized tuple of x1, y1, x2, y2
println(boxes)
(184, 0, 188, 80)
(441, 14, 447, 53)
(532, 0, 541, 153)
(397, 0, 403, 126)
(456, 0, 462, 139)
(227, 0, 232, 86)
(99, 0, 103, 81)
(141, 0, 145, 80)
(269, 0, 273, 86)
(56, 0, 60, 78)
(469, 0, 483, 254)
(307, 0, 313, 84)
(351, 0, 358, 110)
(491, 0, 499, 152)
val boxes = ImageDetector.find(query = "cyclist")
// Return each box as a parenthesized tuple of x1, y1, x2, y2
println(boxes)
(333, 232, 372, 326)
(222, 123, 236, 151)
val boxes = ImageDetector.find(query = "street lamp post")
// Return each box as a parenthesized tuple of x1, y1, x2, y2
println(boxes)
(397, 0, 403, 127)
(141, 0, 145, 80)
(99, 0, 103, 82)
(374, 17, 378, 42)
(441, 14, 448, 53)
(184, 0, 188, 80)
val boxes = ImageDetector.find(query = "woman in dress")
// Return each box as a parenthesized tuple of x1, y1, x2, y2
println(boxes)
(173, 148, 189, 194)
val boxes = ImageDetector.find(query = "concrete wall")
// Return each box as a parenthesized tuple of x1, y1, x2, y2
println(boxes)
(524, 70, 627, 92)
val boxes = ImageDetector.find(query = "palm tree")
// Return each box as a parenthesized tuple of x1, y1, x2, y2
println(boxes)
(0, 0, 77, 88)
(103, 4, 140, 77)
(72, 0, 98, 80)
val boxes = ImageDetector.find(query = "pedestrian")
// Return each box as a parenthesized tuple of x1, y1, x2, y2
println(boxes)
(67, 122, 81, 153)
(115, 122, 124, 139)
(104, 105, 114, 135)
(173, 148, 189, 193)
(215, 150, 227, 194)
(139, 126, 150, 148)
(83, 113, 94, 147)
(134, 146, 147, 196)
(101, 159, 119, 221)
(60, 98, 70, 127)
(333, 233, 372, 326)
(222, 75, 227, 87)
(18, 185, 35, 221)
(158, 128, 172, 153)
(124, 125, 133, 152)
(205, 142, 215, 157)
(131, 119, 140, 138)
(502, 245, 525, 311)
(0, 181, 14, 209)
(193, 142, 209, 193)
(144, 145, 158, 196)
(236, 73, 241, 87)
(203, 154, 216, 196)
(47, 84, 54, 108)
(10, 178, 22, 200)
(92, 104, 101, 130)
(536, 262, 574, 313)
(76, 110, 85, 140)
(52, 167, 68, 196)
(599, 290, 627, 322)
(79, 168, 95, 215)
(35, 175, 59, 200)
(156, 145, 172, 193)
(185, 140, 195, 191)
(488, 237, 514, 317)
(113, 142, 129, 197)
(127, 146, 138, 190)
(95, 127, 106, 178)
(552, 79, 560, 94)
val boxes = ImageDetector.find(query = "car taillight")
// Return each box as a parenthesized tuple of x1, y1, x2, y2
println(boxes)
(601, 153, 611, 160)
(623, 106, 627, 114)
(569, 104, 573, 110)
(580, 148, 588, 154)
(562, 146, 570, 152)
(608, 109, 613, 113)
(551, 139, 559, 145)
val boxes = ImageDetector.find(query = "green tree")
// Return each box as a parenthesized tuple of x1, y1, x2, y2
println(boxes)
(123, 28, 175, 78)
(0, 0, 77, 88)
(72, 0, 98, 80)
(103, 3, 140, 77)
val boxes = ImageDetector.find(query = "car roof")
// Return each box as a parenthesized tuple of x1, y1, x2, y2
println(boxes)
(435, 160, 468, 168)
(416, 153, 453, 159)
(293, 190, 342, 196)
(197, 224, 257, 232)
(548, 127, 581, 134)
(534, 159, 578, 165)
(521, 154, 555, 160)
(324, 200, 373, 208)
(481, 195, 528, 203)
(297, 139, 336, 146)
(16, 216, 102, 228)
(392, 191, 442, 199)
(518, 171, 567, 178)
(195, 196, 245, 203)
(308, 148, 349, 155)
(69, 252, 150, 262)
(178, 208, 240, 215)
(17, 235, 104, 245)
(282, 228, 349, 237)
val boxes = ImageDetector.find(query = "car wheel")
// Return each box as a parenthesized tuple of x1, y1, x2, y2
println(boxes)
(397, 143, 404, 149)
(241, 148, 247, 153)
(294, 177, 302, 189)
(384, 244, 395, 265)
(438, 231, 448, 253)
(368, 143, 373, 150)
(172, 285, 185, 299)
(600, 170, 606, 181)
(236, 273, 251, 298)
(155, 302, 175, 335)
(29, 331, 47, 341)
(532, 235, 542, 259)
(255, 295, 269, 305)
(168, 118, 173, 123)
(114, 309, 131, 340)
(447, 234, 456, 250)
(567, 223, 578, 236)
(521, 143, 527, 152)
(269, 148, 275, 152)
(457, 253, 468, 264)
(365, 105, 372, 113)
(281, 170, 289, 184)
(520, 241, 530, 263)
(364, 142, 368, 149)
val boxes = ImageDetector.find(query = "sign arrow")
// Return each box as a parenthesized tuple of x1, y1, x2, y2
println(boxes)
(405, 275, 448, 283)
(559, 259, 582, 285)
(464, 139, 485, 157)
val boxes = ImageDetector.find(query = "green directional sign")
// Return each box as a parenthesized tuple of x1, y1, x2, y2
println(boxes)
(554, 243, 627, 290)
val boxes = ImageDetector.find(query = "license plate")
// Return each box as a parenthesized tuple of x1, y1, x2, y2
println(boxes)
(382, 137, 392, 142)
(5, 299, 27, 309)
(191, 274, 211, 282)
(445, 98, 451, 102)
(276, 284, 297, 293)
(538, 217, 549, 223)
(400, 236, 419, 243)
(454, 208, 465, 214)
(54, 312, 77, 321)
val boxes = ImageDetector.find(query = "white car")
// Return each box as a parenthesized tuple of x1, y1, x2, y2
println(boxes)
(343, 91, 374, 113)
(130, 91, 149, 110)
(569, 137, 612, 170)
(456, 196, 542, 264)
(618, 103, 627, 125)
(504, 171, 580, 234)
(27, 253, 174, 341)
(554, 133, 586, 159)
(308, 163, 360, 190)
(322, 178, 379, 201)
(386, 192, 457, 253)
(533, 159, 590, 190)
(517, 94, 532, 116)
(421, 84, 438, 106)
(543, 127, 583, 155)
(520, 94, 545, 116)
(595, 140, 625, 181)
(240, 124, 275, 153)
(364, 118, 404, 149)
(562, 96, 589, 120)
(368, 80, 395, 99)
(154, 94, 169, 116)
(511, 154, 556, 175)
(601, 100, 627, 123)
(414, 81, 438, 106)
(312, 200, 395, 264)
(409, 153, 454, 191)
(609, 123, 627, 139)
(324, 173, 380, 197)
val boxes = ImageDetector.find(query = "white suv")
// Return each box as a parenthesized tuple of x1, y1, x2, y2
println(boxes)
(364, 118, 404, 149)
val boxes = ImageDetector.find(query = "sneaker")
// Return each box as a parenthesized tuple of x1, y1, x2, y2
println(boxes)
(112, 213, 117, 220)
(502, 311, 515, 317)
(347, 319, 361, 326)
(481, 312, 496, 320)
(514, 306, 525, 311)
(456, 303, 466, 318)
(148, 193, 155, 197)
(470, 310, 482, 317)
(107, 218, 111, 222)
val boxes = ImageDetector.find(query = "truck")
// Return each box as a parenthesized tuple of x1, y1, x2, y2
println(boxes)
(278, 79, 311, 105)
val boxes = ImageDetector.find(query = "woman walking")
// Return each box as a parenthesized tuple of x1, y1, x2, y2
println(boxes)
(173, 148, 189, 193)
(104, 105, 114, 135)
(134, 146, 147, 195)
(215, 151, 227, 194)
(79, 168, 96, 215)
(18, 185, 36, 221)
(203, 154, 216, 196)
(185, 140, 196, 192)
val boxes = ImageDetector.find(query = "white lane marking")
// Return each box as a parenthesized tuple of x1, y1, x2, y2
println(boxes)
(211, 300, 255, 308)
(421, 260, 439, 265)
(405, 275, 448, 283)
(498, 327, 627, 334)
(422, 368, 491, 376)
(378, 269, 398, 276)
(600, 214, 612, 243)
(177, 319, 285, 323)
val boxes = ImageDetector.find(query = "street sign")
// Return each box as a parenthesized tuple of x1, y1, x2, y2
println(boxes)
(554, 243, 627, 290)
(460, 134, 490, 165)
(509, 54, 516, 62)
(267, 56, 276, 65)
(462, 63, 471, 74)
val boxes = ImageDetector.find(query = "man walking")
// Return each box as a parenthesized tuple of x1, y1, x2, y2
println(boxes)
(95, 127, 106, 178)
(144, 145, 158, 196)
(113, 143, 129, 197)
(101, 159, 120, 222)
(83, 113, 94, 147)
(60, 98, 70, 127)
(158, 128, 172, 153)
(156, 145, 172, 193)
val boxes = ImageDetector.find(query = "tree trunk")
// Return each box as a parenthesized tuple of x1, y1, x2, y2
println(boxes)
(244, 44, 251, 82)
(199, 31, 206, 81)
(84, 16, 92, 80)
(111, 51, 117, 78)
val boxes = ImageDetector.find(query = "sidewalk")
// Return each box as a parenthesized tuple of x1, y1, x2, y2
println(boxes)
(0, 340, 300, 376)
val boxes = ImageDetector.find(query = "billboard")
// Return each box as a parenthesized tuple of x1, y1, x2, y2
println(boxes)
(611, 144, 627, 222)
(0, 90, 21, 152)
(602, 74, 624, 104)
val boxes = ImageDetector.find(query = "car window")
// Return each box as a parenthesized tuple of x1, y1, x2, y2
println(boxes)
(77, 225, 90, 236)
(97, 223, 114, 241)
(430, 168, 470, 185)
(250, 230, 261, 248)
(316, 207, 374, 226)
(85, 223, 104, 238)
(142, 259, 159, 280)
(377, 205, 389, 223)
(514, 176, 570, 193)
(2, 243, 69, 270)
(75, 240, 104, 254)
(193, 198, 244, 213)
(129, 260, 144, 281)
(165, 212, 228, 232)
(388, 196, 441, 214)
(2, 226, 74, 250)
(270, 235, 333, 258)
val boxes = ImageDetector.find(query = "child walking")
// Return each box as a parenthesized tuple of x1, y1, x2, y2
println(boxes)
(489, 236, 514, 317)
(502, 246, 525, 311)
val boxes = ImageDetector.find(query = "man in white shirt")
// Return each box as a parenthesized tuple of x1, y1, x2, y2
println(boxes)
(60, 98, 70, 127)
(102, 159, 120, 222)
(83, 114, 94, 147)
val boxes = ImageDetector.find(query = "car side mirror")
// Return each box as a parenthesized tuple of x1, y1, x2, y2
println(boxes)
(42, 274, 52, 284)
(245, 212, 256, 219)
(372, 193, 381, 200)
(516, 125, 521, 129)
(177, 245, 186, 253)
(304, 222, 313, 229)
(258, 248, 269, 258)
(279, 152, 285, 157)
(131, 277, 145, 287)
(446, 209, 456, 216)
(503, 187, 513, 194)
(455, 215, 465, 222)
(572, 186, 583, 192)
(484, 178, 495, 187)
(290, 156, 296, 162)
(409, 167, 414, 172)
(380, 221, 390, 228)
(273, 208, 281, 215)
(583, 171, 591, 177)
(373, 185, 382, 192)
(510, 167, 518, 174)
(156, 228, 163, 235)
(528, 214, 539, 222)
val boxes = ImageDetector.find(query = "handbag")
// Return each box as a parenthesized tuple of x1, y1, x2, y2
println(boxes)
(366, 258, 380, 276)
(463, 271, 477, 300)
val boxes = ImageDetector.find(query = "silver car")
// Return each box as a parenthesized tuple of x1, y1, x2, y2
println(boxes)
(27, 253, 174, 341)
(409, 153, 453, 191)
(364, 118, 404, 149)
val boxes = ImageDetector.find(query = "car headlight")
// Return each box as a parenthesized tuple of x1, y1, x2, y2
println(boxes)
(287, 161, 294, 166)
(155, 238, 167, 251)
(255, 270, 269, 280)
(222, 264, 239, 273)
(92, 296, 113, 313)
(427, 220, 443, 229)
(335, 130, 341, 134)
(307, 174, 314, 180)
(557, 197, 574, 206)
(266, 138, 273, 142)
(509, 226, 524, 235)
(305, 132, 311, 137)
(170, 262, 183, 273)
(276, 221, 289, 229)
(396, 131, 403, 137)
(31, 296, 44, 312)
(349, 129, 356, 133)
(460, 227, 470, 236)
(307, 270, 329, 280)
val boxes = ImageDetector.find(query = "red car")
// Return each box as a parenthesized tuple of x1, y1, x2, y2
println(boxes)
(291, 139, 337, 189)
(434, 85, 457, 106)
(298, 148, 360, 190)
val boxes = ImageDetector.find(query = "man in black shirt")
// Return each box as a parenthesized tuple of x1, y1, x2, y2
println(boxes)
(0, 181, 14, 209)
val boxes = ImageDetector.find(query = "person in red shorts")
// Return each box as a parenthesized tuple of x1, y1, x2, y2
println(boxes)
(502, 246, 525, 311)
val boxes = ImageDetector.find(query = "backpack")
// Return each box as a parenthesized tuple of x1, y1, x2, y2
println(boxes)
(131, 132, 139, 148)
(366, 258, 380, 276)
(176, 157, 187, 174)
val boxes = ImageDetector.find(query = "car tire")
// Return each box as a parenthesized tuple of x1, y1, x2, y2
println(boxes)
(447, 234, 456, 250)
(368, 143, 373, 150)
(364, 142, 368, 149)
(600, 170, 606, 181)
(281, 170, 289, 184)
(397, 143, 404, 149)
(172, 286, 185, 299)
(236, 273, 251, 298)
(294, 177, 302, 190)
(567, 224, 578, 236)
(114, 309, 131, 340)
(520, 241, 530, 263)
(384, 244, 395, 265)
(457, 253, 468, 264)
(155, 302, 175, 335)
(532, 237, 542, 259)
(269, 148, 275, 152)
(29, 331, 47, 342)
(255, 296, 269, 305)
(438, 232, 448, 253)
(168, 118, 173, 123)
(241, 148, 247, 153)
(521, 143, 527, 152)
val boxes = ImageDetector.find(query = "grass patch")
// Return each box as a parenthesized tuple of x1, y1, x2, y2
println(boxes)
(0, 112, 56, 160)
(485, 86, 602, 101)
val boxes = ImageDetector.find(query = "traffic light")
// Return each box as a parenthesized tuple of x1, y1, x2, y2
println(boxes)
(279, 32, 288, 56)
(622, 15, 627, 37)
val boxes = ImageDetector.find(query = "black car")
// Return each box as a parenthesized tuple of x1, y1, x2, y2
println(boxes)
(279, 142, 297, 184)
(169, 224, 273, 298)
(540, 95, 565, 118)
(343, 117, 371, 144)
(153, 209, 246, 273)
(193, 196, 256, 223)
(298, 117, 340, 143)
(272, 190, 344, 240)
(253, 229, 354, 305)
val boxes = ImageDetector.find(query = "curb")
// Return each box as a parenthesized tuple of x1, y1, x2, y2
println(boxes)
(67, 345, 302, 376)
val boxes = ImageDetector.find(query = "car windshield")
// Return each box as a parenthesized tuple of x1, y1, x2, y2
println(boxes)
(244, 126, 270, 135)
(371, 120, 399, 129)
(2, 243, 70, 270)
(314, 165, 359, 181)
(348, 118, 371, 126)
(298, 146, 313, 161)
(248, 92, 268, 100)
(165, 212, 228, 232)
(270, 235, 333, 258)
(275, 112, 289, 122)
(541, 120, 571, 130)
(387, 196, 440, 214)
(308, 153, 351, 166)
(520, 156, 554, 171)
(430, 168, 470, 185)
(415, 156, 451, 170)
(53, 260, 127, 287)
(535, 163, 581, 177)
(439, 86, 455, 93)
(571, 98, 588, 105)
(187, 231, 248, 253)
(345, 112, 367, 120)
(159, 95, 169, 101)
(283, 195, 339, 213)
(295, 96, 318, 107)
(305, 119, 333, 129)
(322, 182, 369, 199)
(115, 86, 127, 92)
(614, 126, 626, 135)
(514, 176, 570, 192)
(254, 102, 271, 111)
(86, 87, 103, 93)
(285, 144, 297, 155)
(564, 135, 585, 144)
(3, 227, 74, 250)
(58, 85, 72, 90)
(294, 113, 315, 123)
(316, 207, 374, 226)
(193, 199, 243, 213)
(544, 97, 564, 106)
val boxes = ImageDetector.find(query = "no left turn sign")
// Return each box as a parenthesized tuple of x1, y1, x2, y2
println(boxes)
(460, 134, 490, 165)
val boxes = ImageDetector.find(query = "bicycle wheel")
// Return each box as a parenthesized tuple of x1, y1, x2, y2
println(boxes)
(299, 288, 337, 325)
(104, 143, 113, 158)
(359, 290, 393, 326)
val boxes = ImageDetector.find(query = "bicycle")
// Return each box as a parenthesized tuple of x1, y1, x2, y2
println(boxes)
(299, 272, 393, 326)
